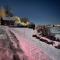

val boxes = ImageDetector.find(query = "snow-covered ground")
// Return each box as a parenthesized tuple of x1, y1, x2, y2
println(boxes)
(10, 28, 60, 60)
(50, 27, 60, 39)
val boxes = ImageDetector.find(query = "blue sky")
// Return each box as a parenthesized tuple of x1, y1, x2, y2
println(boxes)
(0, 0, 60, 24)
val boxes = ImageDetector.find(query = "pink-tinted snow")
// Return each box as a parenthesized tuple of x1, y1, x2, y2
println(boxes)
(11, 29, 52, 60)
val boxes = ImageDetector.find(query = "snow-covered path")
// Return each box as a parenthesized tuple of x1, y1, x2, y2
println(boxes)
(10, 28, 60, 60)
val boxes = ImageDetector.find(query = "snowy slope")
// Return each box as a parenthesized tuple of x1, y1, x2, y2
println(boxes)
(10, 28, 60, 60)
